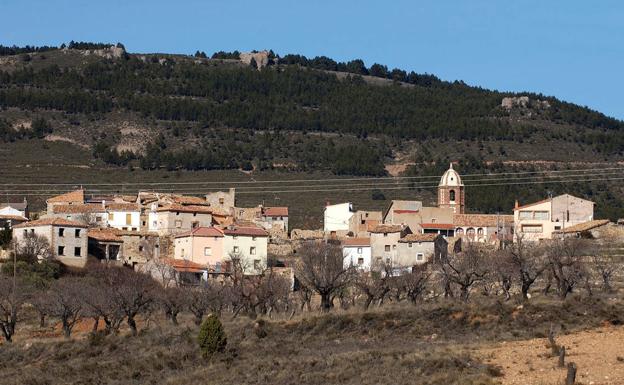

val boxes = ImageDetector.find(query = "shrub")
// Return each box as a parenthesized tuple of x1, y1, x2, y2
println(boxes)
(197, 314, 227, 357)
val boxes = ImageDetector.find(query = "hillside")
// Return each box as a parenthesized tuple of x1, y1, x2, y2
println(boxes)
(1, 42, 624, 225)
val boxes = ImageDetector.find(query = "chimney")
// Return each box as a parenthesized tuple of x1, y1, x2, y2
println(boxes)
(514, 200, 519, 209)
(102, 200, 106, 209)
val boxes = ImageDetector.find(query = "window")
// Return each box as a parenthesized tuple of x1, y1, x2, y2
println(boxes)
(357, 257, 364, 265)
(74, 247, 81, 257)
(58, 246, 65, 255)
(96, 216, 102, 223)
(392, 245, 396, 250)
(139, 246, 144, 252)
(554, 226, 561, 230)
(250, 246, 256, 255)
(109, 213, 114, 221)
(233, 246, 239, 253)
(181, 248, 185, 258)
(30, 229, 34, 234)
(384, 245, 390, 252)
(361, 220, 365, 225)
(23, 230, 27, 236)
(477, 228, 484, 236)
(357, 247, 362, 254)
(219, 198, 224, 205)
(75, 229, 81, 237)
(204, 247, 212, 256)
(253, 259, 261, 270)
(152, 221, 157, 227)
(142, 221, 146, 226)
(522, 225, 543, 233)
(449, 190, 456, 201)
(252, 236, 257, 241)
(383, 233, 388, 237)
(175, 220, 182, 228)
(417, 253, 424, 261)
(58, 228, 64, 237)
(192, 221, 199, 229)
(126, 213, 132, 225)
(535, 211, 549, 220)
(176, 212, 180, 216)
(408, 242, 413, 248)
(518, 211, 532, 220)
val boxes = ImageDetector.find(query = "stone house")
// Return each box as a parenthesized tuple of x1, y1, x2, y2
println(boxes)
(13, 218, 88, 268)
(369, 224, 411, 267)
(148, 204, 213, 235)
(88, 228, 160, 267)
(46, 189, 84, 213)
(396, 233, 447, 266)
(205, 188, 236, 214)
(222, 225, 269, 275)
(348, 210, 382, 237)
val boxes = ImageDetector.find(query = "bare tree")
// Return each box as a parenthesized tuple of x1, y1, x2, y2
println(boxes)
(46, 278, 84, 338)
(0, 275, 31, 342)
(491, 249, 515, 301)
(398, 265, 431, 304)
(14, 233, 53, 264)
(294, 241, 355, 312)
(546, 238, 588, 300)
(354, 271, 390, 310)
(105, 267, 158, 335)
(506, 236, 548, 300)
(159, 286, 186, 325)
(441, 243, 489, 302)
(186, 281, 227, 325)
(78, 273, 125, 334)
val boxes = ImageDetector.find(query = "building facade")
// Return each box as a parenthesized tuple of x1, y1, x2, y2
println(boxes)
(438, 164, 465, 214)
(324, 202, 354, 232)
(13, 218, 88, 268)
(514, 194, 594, 241)
(342, 237, 372, 271)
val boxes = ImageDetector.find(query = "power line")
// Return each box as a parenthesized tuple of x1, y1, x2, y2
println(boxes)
(0, 166, 622, 186)
(3, 169, 624, 195)
(3, 174, 624, 196)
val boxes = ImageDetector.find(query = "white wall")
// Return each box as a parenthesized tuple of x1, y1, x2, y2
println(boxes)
(107, 210, 141, 230)
(222, 234, 268, 275)
(324, 203, 354, 232)
(343, 245, 372, 271)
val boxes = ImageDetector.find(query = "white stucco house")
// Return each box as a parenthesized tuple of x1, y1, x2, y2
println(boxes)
(324, 202, 354, 232)
(342, 237, 372, 271)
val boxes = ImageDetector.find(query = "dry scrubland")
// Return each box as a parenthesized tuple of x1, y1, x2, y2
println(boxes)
(0, 295, 623, 385)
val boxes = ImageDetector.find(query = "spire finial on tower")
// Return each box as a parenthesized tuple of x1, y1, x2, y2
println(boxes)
(449, 162, 453, 170)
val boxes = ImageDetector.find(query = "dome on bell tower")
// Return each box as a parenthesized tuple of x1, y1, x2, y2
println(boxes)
(439, 163, 463, 187)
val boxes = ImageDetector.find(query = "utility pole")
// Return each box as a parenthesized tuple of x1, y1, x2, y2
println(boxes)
(12, 237, 17, 292)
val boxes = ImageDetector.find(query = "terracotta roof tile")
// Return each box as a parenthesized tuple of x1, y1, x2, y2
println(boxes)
(263, 207, 288, 217)
(369, 224, 405, 234)
(88, 228, 123, 242)
(171, 195, 210, 206)
(52, 204, 105, 214)
(420, 223, 455, 230)
(557, 219, 611, 234)
(453, 214, 514, 227)
(514, 198, 551, 211)
(222, 225, 269, 237)
(14, 218, 87, 228)
(175, 226, 224, 238)
(342, 237, 370, 247)
(106, 203, 140, 211)
(156, 204, 213, 214)
(47, 189, 84, 204)
(163, 258, 207, 273)
(399, 233, 439, 242)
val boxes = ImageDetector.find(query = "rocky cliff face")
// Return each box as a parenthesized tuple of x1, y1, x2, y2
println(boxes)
(239, 50, 270, 69)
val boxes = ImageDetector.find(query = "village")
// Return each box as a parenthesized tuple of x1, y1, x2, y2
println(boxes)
(1, 163, 618, 288)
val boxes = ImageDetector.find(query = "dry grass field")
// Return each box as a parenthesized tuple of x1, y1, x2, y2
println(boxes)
(1, 295, 622, 385)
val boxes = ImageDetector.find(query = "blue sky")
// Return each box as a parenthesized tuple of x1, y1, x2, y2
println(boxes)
(2, 0, 623, 119)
